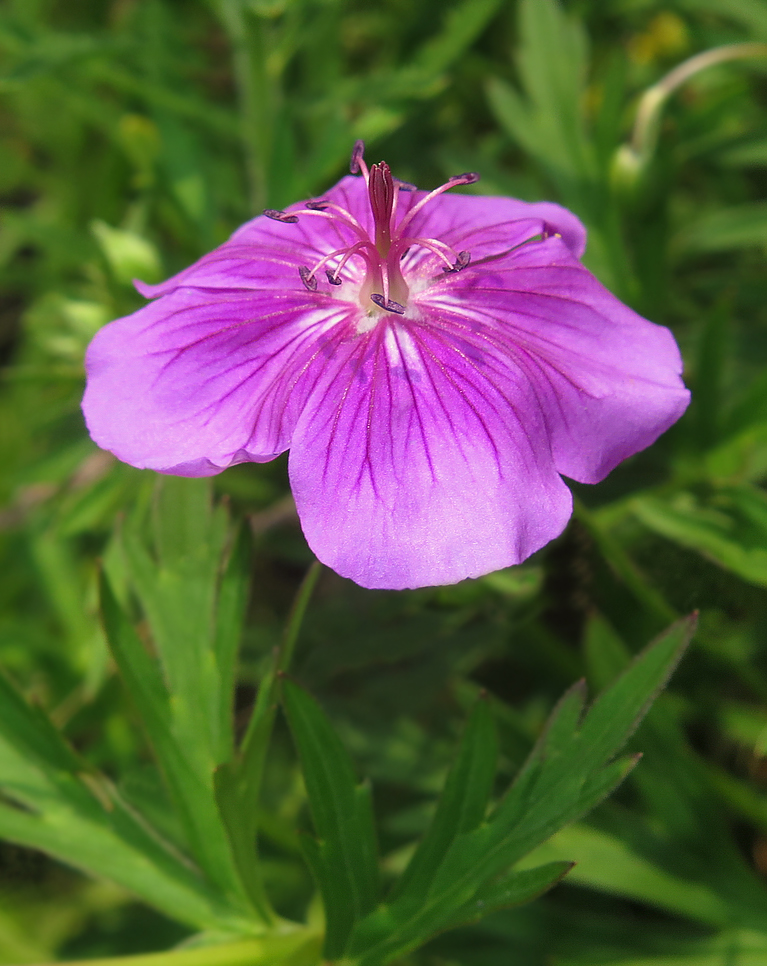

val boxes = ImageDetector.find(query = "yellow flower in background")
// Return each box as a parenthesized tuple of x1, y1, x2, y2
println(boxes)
(628, 12, 689, 65)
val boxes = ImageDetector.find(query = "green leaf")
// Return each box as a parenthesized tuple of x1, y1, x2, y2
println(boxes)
(281, 679, 379, 959)
(91, 218, 162, 284)
(0, 668, 250, 932)
(100, 573, 231, 865)
(674, 203, 767, 255)
(449, 861, 574, 928)
(346, 617, 694, 964)
(566, 615, 694, 774)
(215, 560, 322, 925)
(212, 524, 252, 764)
(486, 0, 594, 188)
(519, 823, 734, 926)
(107, 482, 255, 913)
(634, 488, 767, 586)
(411, 0, 505, 78)
(152, 475, 220, 570)
(389, 697, 497, 911)
(350, 755, 637, 965)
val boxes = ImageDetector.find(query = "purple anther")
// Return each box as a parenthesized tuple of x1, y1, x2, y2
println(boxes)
(326, 270, 342, 286)
(541, 222, 558, 241)
(350, 140, 366, 174)
(305, 200, 329, 211)
(394, 179, 418, 192)
(264, 209, 299, 223)
(370, 294, 405, 315)
(448, 172, 480, 187)
(298, 266, 318, 292)
(443, 250, 471, 275)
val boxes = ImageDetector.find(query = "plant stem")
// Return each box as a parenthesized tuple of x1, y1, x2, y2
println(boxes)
(240, 558, 323, 799)
(616, 42, 767, 183)
(215, 560, 323, 920)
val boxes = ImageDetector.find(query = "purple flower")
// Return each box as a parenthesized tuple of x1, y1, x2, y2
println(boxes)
(82, 143, 690, 590)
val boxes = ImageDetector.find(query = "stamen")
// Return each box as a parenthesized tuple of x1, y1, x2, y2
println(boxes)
(395, 171, 480, 237)
(293, 202, 369, 243)
(298, 266, 317, 292)
(264, 209, 299, 224)
(323, 240, 379, 283)
(282, 149, 479, 313)
(350, 140, 369, 184)
(442, 251, 471, 274)
(393, 236, 457, 270)
(370, 294, 405, 315)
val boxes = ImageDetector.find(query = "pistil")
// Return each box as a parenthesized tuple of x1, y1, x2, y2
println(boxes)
(269, 142, 479, 316)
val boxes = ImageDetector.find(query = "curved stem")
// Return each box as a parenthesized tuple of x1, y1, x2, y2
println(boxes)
(629, 43, 767, 164)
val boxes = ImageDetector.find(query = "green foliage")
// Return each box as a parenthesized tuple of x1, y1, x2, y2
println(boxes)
(0, 0, 766, 963)
(282, 618, 694, 965)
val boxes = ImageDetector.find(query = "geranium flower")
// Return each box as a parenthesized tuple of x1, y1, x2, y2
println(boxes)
(82, 143, 689, 590)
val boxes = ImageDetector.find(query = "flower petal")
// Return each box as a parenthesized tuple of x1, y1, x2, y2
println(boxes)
(83, 286, 358, 474)
(399, 190, 587, 259)
(418, 235, 690, 484)
(136, 176, 372, 298)
(288, 316, 573, 590)
(134, 178, 584, 299)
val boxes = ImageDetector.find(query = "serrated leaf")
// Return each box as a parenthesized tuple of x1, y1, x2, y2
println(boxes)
(282, 679, 379, 959)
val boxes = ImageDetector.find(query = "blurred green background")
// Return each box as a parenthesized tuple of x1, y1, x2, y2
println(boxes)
(1, 0, 767, 962)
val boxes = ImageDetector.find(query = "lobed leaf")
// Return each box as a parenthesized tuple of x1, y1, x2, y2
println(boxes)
(345, 617, 694, 965)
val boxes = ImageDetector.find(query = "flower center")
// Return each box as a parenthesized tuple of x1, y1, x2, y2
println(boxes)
(264, 141, 477, 316)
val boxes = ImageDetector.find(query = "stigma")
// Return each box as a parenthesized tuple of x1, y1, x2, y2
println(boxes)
(264, 141, 477, 317)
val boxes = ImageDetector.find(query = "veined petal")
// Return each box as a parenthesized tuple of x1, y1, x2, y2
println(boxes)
(419, 236, 690, 484)
(83, 286, 357, 474)
(288, 317, 573, 590)
(136, 176, 372, 298)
